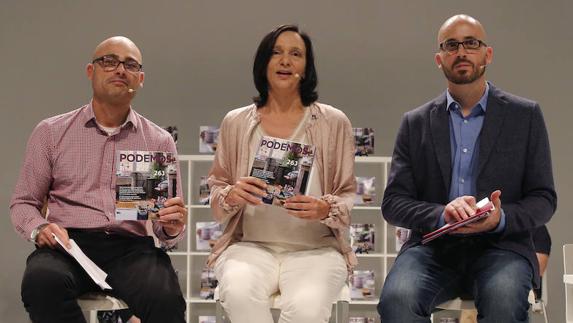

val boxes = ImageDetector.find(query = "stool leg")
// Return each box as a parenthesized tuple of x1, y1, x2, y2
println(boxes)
(89, 310, 97, 323)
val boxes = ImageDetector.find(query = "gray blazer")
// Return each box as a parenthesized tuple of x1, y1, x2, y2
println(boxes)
(382, 84, 557, 286)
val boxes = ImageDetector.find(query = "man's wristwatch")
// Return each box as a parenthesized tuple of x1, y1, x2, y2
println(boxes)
(30, 224, 48, 243)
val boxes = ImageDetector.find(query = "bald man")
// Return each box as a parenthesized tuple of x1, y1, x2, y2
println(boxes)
(378, 15, 556, 322)
(10, 36, 186, 323)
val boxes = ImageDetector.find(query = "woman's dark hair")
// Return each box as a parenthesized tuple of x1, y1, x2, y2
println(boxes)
(252, 24, 318, 107)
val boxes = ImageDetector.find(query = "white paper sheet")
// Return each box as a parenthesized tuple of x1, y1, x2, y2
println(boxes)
(53, 234, 112, 290)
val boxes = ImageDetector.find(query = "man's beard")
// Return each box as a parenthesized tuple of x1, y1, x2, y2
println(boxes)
(442, 58, 486, 84)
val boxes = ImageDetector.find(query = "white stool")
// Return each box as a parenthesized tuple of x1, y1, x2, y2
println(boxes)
(432, 277, 548, 323)
(214, 284, 350, 323)
(77, 292, 128, 323)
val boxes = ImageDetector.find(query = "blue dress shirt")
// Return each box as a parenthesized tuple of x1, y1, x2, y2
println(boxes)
(439, 82, 506, 232)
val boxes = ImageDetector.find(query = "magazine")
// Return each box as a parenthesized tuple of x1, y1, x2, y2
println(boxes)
(350, 270, 376, 300)
(355, 176, 376, 205)
(196, 222, 223, 251)
(350, 224, 375, 254)
(395, 227, 411, 252)
(198, 176, 210, 205)
(199, 126, 219, 153)
(162, 125, 178, 145)
(198, 316, 216, 323)
(200, 267, 218, 299)
(115, 151, 178, 221)
(250, 136, 315, 205)
(353, 127, 374, 156)
(422, 197, 494, 244)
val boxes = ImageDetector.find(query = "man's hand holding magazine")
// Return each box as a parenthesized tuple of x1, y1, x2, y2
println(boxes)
(422, 192, 501, 244)
(446, 190, 502, 234)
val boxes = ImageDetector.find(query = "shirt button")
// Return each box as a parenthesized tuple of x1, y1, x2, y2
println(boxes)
(462, 148, 468, 153)
(460, 178, 465, 183)
(463, 120, 468, 124)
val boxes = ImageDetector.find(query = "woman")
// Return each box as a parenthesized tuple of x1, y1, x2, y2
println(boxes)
(207, 24, 356, 323)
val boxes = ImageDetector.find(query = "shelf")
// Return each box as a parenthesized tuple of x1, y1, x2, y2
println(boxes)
(179, 154, 389, 163)
(176, 154, 393, 321)
(168, 251, 210, 256)
(187, 204, 210, 209)
(186, 205, 381, 211)
(349, 299, 379, 305)
(354, 206, 380, 211)
(179, 155, 214, 162)
(355, 156, 391, 163)
(172, 252, 397, 258)
(356, 253, 397, 258)
(172, 251, 396, 258)
(186, 297, 380, 306)
(356, 253, 383, 258)
(187, 297, 216, 304)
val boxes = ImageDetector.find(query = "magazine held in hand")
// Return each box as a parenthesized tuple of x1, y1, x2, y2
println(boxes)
(250, 136, 315, 206)
(53, 150, 178, 290)
(115, 151, 178, 220)
(422, 197, 495, 244)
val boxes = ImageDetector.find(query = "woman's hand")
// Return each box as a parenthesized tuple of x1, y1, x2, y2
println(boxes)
(225, 177, 268, 207)
(283, 195, 330, 220)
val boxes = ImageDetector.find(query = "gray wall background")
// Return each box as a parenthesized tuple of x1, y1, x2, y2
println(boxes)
(1, 0, 571, 322)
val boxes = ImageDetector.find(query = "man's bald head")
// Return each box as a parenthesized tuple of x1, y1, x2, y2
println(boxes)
(437, 14, 487, 45)
(434, 14, 493, 86)
(87, 36, 145, 108)
(92, 36, 142, 63)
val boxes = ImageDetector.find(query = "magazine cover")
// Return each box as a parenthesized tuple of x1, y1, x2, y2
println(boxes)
(355, 176, 376, 205)
(395, 227, 411, 252)
(350, 223, 375, 254)
(199, 126, 219, 153)
(350, 270, 376, 300)
(198, 316, 216, 323)
(349, 317, 376, 323)
(198, 176, 210, 205)
(353, 127, 374, 156)
(250, 136, 315, 206)
(200, 267, 218, 299)
(196, 222, 223, 251)
(162, 125, 179, 145)
(115, 151, 177, 221)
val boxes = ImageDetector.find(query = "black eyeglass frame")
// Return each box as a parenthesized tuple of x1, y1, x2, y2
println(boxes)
(439, 39, 488, 53)
(92, 55, 143, 73)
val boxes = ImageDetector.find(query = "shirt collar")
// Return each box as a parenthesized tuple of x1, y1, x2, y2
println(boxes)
(82, 100, 138, 131)
(446, 82, 489, 114)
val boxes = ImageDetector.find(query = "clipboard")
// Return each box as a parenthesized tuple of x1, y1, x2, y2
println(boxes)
(421, 197, 495, 244)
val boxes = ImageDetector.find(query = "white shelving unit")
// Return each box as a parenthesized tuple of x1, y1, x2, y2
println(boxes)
(172, 155, 393, 322)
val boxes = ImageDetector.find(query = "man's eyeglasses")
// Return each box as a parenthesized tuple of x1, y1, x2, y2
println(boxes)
(439, 39, 487, 53)
(92, 55, 143, 73)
